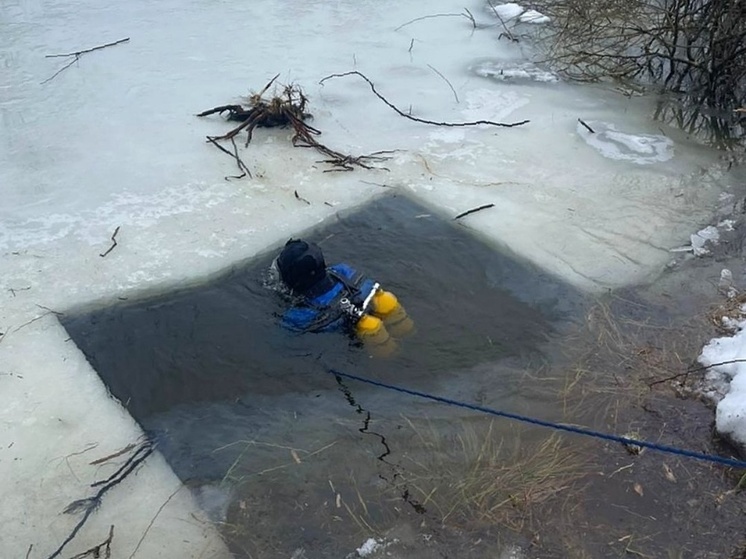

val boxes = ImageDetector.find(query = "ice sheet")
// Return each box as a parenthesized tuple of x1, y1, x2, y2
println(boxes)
(0, 0, 738, 555)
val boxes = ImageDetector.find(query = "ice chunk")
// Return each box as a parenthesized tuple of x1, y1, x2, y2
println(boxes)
(519, 9, 550, 23)
(578, 121, 674, 164)
(356, 538, 381, 557)
(487, 3, 550, 24)
(698, 321, 746, 451)
(472, 61, 558, 83)
(490, 2, 525, 20)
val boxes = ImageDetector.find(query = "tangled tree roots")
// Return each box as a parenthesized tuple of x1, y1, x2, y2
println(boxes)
(197, 75, 394, 176)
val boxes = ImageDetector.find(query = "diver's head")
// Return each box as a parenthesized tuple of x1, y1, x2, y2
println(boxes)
(276, 238, 331, 295)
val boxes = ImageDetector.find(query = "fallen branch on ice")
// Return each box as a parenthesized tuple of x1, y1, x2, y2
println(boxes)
(318, 71, 530, 128)
(394, 9, 476, 31)
(46, 438, 154, 559)
(99, 226, 120, 258)
(67, 526, 114, 559)
(454, 203, 496, 220)
(42, 38, 130, 84)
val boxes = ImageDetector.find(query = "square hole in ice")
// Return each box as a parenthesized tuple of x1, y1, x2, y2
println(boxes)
(61, 193, 587, 488)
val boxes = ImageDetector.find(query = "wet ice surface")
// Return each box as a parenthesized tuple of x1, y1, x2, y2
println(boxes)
(0, 0, 741, 556)
(577, 120, 675, 164)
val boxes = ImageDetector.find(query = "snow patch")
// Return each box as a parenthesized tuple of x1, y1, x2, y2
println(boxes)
(520, 9, 550, 24)
(489, 2, 524, 20)
(577, 121, 674, 164)
(671, 224, 727, 256)
(357, 538, 380, 556)
(691, 225, 720, 256)
(698, 318, 746, 452)
(472, 60, 558, 83)
(347, 537, 396, 558)
(487, 3, 550, 24)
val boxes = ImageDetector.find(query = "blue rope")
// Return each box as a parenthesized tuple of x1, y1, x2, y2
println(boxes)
(329, 369, 746, 470)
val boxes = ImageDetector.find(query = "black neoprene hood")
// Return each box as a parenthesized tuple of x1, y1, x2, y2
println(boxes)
(276, 239, 328, 295)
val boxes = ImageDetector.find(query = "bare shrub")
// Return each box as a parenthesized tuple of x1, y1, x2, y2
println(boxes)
(528, 0, 746, 145)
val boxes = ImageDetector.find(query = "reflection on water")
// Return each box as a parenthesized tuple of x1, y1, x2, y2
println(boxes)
(62, 194, 588, 557)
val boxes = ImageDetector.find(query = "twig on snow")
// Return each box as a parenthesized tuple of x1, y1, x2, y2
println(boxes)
(578, 119, 596, 133)
(294, 191, 311, 205)
(8, 286, 31, 297)
(427, 64, 459, 103)
(319, 71, 529, 128)
(228, 136, 251, 179)
(487, 0, 518, 42)
(68, 525, 114, 559)
(35, 304, 63, 316)
(89, 441, 138, 466)
(42, 38, 130, 84)
(206, 136, 250, 180)
(395, 10, 475, 32)
(454, 203, 496, 220)
(648, 358, 746, 387)
(127, 486, 182, 559)
(99, 226, 121, 258)
(45, 38, 131, 59)
(46, 439, 154, 559)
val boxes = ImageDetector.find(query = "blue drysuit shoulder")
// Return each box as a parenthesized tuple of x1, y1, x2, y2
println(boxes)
(280, 263, 376, 333)
(329, 263, 376, 296)
(281, 307, 321, 332)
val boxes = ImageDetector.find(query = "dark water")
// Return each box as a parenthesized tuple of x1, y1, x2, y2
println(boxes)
(62, 193, 589, 556)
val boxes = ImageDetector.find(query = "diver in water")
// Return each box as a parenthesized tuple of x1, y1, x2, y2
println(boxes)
(272, 238, 413, 355)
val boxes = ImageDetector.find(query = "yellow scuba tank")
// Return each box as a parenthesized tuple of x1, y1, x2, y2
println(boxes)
(355, 314, 397, 357)
(370, 290, 415, 338)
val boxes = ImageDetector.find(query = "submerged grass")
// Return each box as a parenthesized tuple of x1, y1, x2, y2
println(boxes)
(212, 290, 740, 557)
(395, 417, 590, 532)
(548, 296, 714, 427)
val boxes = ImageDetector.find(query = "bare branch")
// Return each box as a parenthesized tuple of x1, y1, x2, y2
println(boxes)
(395, 12, 473, 32)
(427, 64, 459, 103)
(319, 71, 530, 128)
(45, 37, 130, 58)
(454, 203, 495, 220)
(42, 38, 129, 84)
(99, 226, 120, 258)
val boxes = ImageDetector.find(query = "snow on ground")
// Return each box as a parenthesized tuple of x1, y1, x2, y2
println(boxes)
(699, 315, 746, 453)
(0, 0, 742, 556)
(486, 2, 550, 24)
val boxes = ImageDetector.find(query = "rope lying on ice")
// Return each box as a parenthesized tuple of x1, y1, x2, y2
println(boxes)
(328, 369, 746, 470)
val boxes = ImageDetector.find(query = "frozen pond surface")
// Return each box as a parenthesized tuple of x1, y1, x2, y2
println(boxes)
(0, 0, 742, 557)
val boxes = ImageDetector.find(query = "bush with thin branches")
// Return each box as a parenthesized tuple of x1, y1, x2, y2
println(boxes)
(529, 0, 746, 145)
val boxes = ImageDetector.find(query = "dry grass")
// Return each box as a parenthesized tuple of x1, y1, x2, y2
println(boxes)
(707, 292, 746, 334)
(393, 417, 589, 532)
(215, 438, 338, 485)
(545, 296, 713, 422)
(211, 293, 731, 557)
